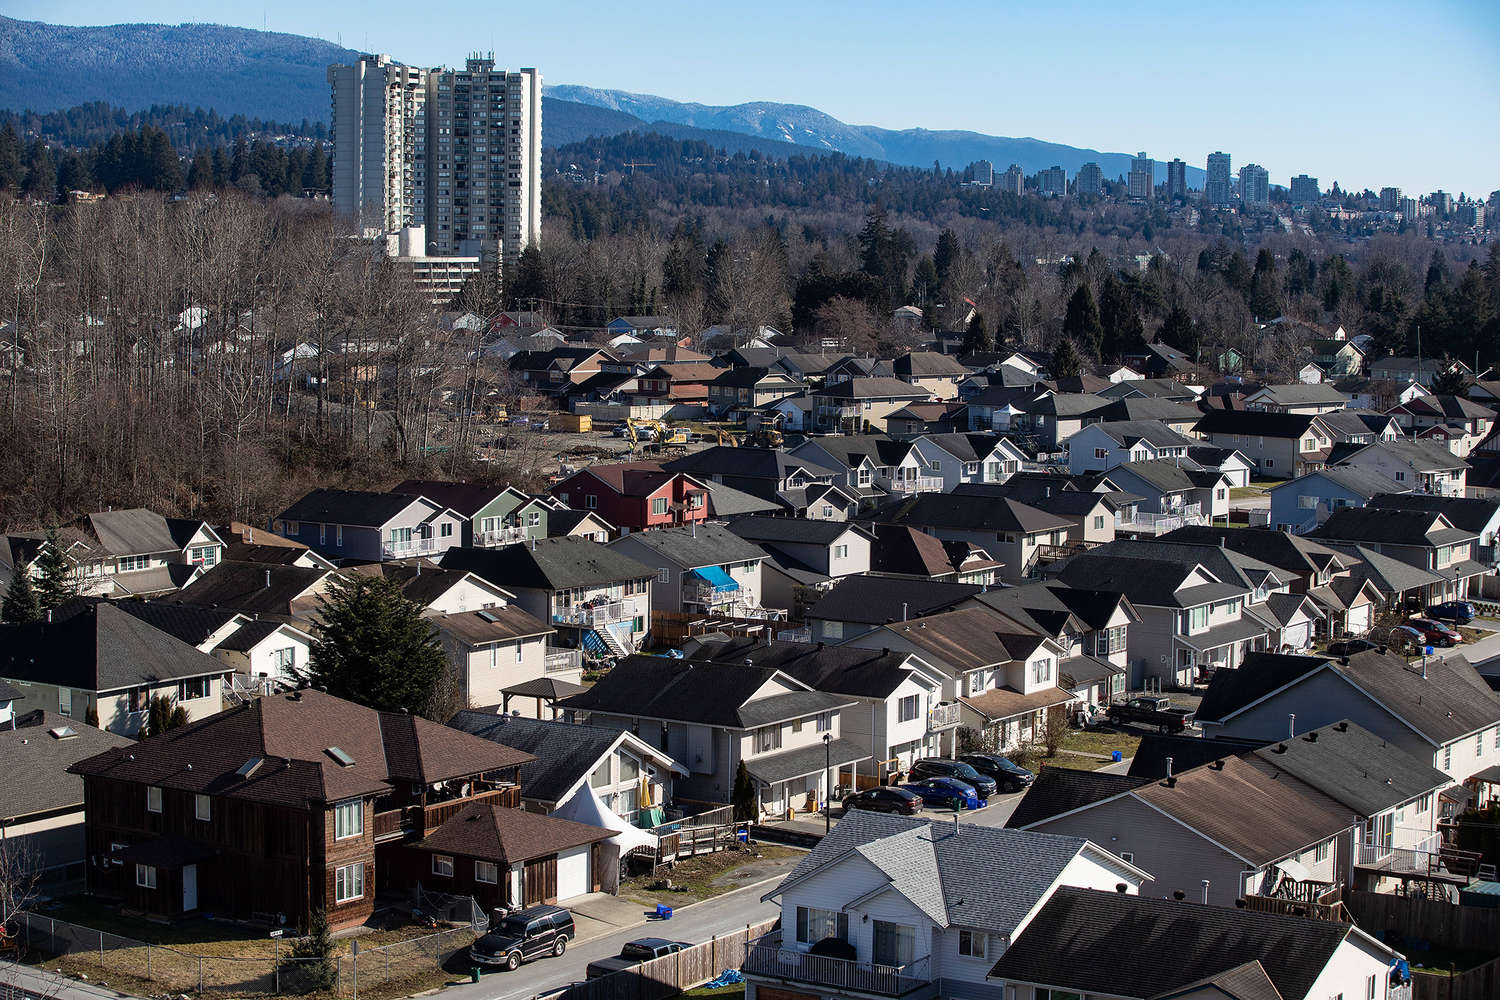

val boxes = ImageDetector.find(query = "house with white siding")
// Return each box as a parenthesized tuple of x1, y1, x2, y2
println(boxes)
(744, 811, 1147, 1000)
(1066, 420, 1194, 474)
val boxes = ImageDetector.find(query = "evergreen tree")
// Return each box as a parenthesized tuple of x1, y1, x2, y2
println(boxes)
(0, 123, 22, 191)
(57, 151, 92, 193)
(144, 695, 182, 737)
(1062, 284, 1104, 357)
(1157, 306, 1198, 355)
(1249, 249, 1282, 320)
(731, 760, 758, 821)
(933, 229, 961, 287)
(301, 574, 448, 715)
(33, 526, 78, 611)
(1050, 338, 1083, 379)
(2, 564, 41, 623)
(187, 147, 214, 190)
(961, 312, 991, 354)
(286, 908, 336, 987)
(22, 139, 56, 201)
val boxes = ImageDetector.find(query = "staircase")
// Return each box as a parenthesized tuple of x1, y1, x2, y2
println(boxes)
(584, 626, 631, 659)
(600, 623, 633, 657)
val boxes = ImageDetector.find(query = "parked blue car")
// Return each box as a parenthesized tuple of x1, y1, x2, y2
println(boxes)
(1426, 601, 1476, 624)
(900, 777, 982, 810)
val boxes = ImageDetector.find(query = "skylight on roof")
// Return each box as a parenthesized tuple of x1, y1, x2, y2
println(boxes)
(476, 610, 499, 623)
(48, 726, 77, 740)
(236, 756, 264, 779)
(326, 747, 355, 767)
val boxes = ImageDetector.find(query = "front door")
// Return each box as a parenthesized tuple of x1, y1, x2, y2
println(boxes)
(182, 864, 198, 912)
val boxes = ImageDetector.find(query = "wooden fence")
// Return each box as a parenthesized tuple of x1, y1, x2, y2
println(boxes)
(1345, 890, 1500, 953)
(545, 919, 778, 1000)
(1410, 957, 1500, 1000)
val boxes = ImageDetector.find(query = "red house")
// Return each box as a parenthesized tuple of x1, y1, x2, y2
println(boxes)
(550, 462, 709, 534)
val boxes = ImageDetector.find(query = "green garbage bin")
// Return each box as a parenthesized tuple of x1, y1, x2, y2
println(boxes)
(471, 967, 482, 983)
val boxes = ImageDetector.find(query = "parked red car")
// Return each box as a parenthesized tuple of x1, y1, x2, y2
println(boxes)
(1407, 617, 1461, 647)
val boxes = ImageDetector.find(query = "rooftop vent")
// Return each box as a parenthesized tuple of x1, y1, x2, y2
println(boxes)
(236, 757, 264, 780)
(326, 746, 355, 767)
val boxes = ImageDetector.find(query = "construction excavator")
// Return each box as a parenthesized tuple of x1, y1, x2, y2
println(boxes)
(746, 412, 785, 449)
(623, 418, 689, 456)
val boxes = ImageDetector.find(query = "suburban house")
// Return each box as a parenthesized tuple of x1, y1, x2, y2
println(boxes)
(274, 489, 465, 562)
(1186, 445, 1256, 487)
(963, 384, 1037, 433)
(790, 434, 925, 502)
(441, 538, 655, 660)
(1102, 459, 1230, 532)
(1243, 383, 1350, 414)
(804, 576, 982, 645)
(449, 711, 684, 824)
(876, 493, 1076, 583)
(1335, 376, 1425, 411)
(686, 637, 954, 782)
(109, 600, 315, 694)
(885, 401, 969, 437)
(1313, 333, 1368, 376)
(726, 517, 875, 618)
(1056, 540, 1275, 687)
(870, 524, 1003, 585)
(1011, 719, 1448, 904)
(164, 560, 333, 623)
(708, 367, 803, 417)
(0, 603, 229, 737)
(1066, 420, 1195, 474)
(1310, 506, 1486, 602)
(0, 698, 131, 879)
(1193, 410, 1339, 478)
(607, 315, 677, 340)
(67, 689, 534, 930)
(811, 378, 934, 434)
(665, 447, 843, 512)
(608, 523, 771, 617)
(908, 433, 1028, 491)
(1091, 396, 1205, 437)
(1388, 395, 1493, 456)
(549, 462, 711, 534)
(0, 510, 227, 599)
(559, 655, 862, 820)
(1368, 356, 1470, 388)
(1122, 341, 1205, 381)
(1268, 466, 1410, 533)
(892, 350, 970, 399)
(1194, 648, 1500, 788)
(507, 346, 617, 395)
(389, 481, 537, 548)
(843, 606, 1074, 754)
(744, 811, 1147, 1000)
(988, 886, 1404, 1000)
(429, 604, 573, 712)
(1368, 493, 1500, 595)
(1011, 393, 1108, 451)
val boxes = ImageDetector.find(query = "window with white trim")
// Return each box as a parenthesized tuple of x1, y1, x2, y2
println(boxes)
(136, 864, 157, 889)
(146, 786, 162, 813)
(651, 498, 668, 515)
(432, 855, 454, 877)
(957, 929, 986, 958)
(1315, 840, 1330, 862)
(658, 567, 670, 584)
(898, 694, 920, 723)
(334, 799, 364, 839)
(754, 726, 782, 753)
(815, 712, 832, 733)
(335, 862, 363, 903)
(795, 906, 847, 944)
(195, 794, 211, 822)
(1030, 658, 1052, 684)
(475, 860, 498, 884)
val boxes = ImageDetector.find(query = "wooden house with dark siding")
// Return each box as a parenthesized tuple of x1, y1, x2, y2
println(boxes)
(68, 689, 532, 931)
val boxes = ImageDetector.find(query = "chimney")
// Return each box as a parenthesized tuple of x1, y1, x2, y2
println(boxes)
(1288, 713, 1296, 738)
(902, 602, 909, 622)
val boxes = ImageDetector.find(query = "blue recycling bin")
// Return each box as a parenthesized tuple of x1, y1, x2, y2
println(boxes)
(1111, 750, 1123, 762)
(656, 904, 673, 920)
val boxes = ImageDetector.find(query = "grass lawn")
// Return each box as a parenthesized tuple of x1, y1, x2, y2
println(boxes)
(1042, 752, 1113, 771)
(620, 844, 804, 908)
(1058, 728, 1142, 758)
(1229, 486, 1266, 499)
(685, 984, 746, 1000)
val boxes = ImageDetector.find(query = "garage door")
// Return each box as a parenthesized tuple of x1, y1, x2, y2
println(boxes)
(556, 846, 591, 901)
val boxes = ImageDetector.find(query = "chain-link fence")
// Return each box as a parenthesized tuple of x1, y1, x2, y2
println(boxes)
(16, 911, 475, 999)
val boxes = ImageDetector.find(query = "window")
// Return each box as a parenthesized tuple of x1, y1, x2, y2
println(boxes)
(754, 726, 782, 753)
(475, 860, 498, 884)
(1444, 745, 1452, 771)
(136, 864, 157, 889)
(1030, 658, 1052, 684)
(180, 676, 210, 700)
(195, 794, 211, 822)
(335, 863, 364, 903)
(1367, 975, 1377, 1000)
(117, 554, 151, 572)
(1315, 840, 1331, 862)
(441, 522, 454, 538)
(1417, 793, 1433, 813)
(1216, 488, 1227, 501)
(898, 694, 921, 723)
(335, 800, 364, 839)
(272, 647, 295, 673)
(432, 855, 455, 877)
(833, 544, 849, 559)
(816, 712, 832, 733)
(189, 545, 218, 567)
(336, 524, 343, 547)
(968, 670, 987, 695)
(58, 686, 72, 716)
(528, 511, 542, 527)
(1118, 852, 1134, 864)
(146, 786, 163, 813)
(1093, 515, 1105, 530)
(1038, 991, 1082, 1000)
(585, 494, 598, 509)
(1395, 471, 1405, 482)
(957, 930, 986, 958)
(657, 567, 671, 584)
(590, 760, 612, 788)
(319, 523, 326, 546)
(651, 498, 668, 515)
(1095, 625, 1127, 656)
(795, 906, 848, 945)
(1479, 733, 1486, 756)
(1185, 605, 1210, 631)
(872, 921, 915, 966)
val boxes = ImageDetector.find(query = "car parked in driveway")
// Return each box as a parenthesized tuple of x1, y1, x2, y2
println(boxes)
(842, 786, 923, 815)
(1327, 638, 1379, 657)
(959, 753, 1035, 793)
(1408, 617, 1461, 647)
(900, 776, 981, 810)
(909, 758, 998, 797)
(470, 905, 574, 971)
(1387, 624, 1428, 652)
(1427, 601, 1476, 624)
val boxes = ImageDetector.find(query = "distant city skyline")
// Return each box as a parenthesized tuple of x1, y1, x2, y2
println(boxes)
(10, 0, 1499, 195)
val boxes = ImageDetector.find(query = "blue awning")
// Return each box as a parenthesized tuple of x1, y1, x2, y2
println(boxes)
(690, 566, 740, 591)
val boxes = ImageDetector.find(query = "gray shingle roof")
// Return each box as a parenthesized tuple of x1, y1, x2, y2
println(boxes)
(726, 516, 873, 546)
(805, 576, 981, 626)
(690, 637, 918, 699)
(448, 712, 647, 805)
(768, 811, 1099, 935)
(440, 537, 654, 592)
(988, 887, 1354, 1000)
(1310, 507, 1475, 547)
(1250, 721, 1449, 817)
(879, 493, 1074, 535)
(0, 710, 133, 821)
(277, 488, 432, 527)
(1006, 767, 1150, 828)
(609, 523, 766, 569)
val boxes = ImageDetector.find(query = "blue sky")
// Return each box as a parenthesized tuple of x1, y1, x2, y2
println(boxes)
(16, 0, 1500, 195)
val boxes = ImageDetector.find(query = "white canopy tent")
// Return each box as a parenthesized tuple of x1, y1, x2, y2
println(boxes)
(554, 784, 659, 892)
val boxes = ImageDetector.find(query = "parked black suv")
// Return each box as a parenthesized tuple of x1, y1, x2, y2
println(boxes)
(1327, 638, 1379, 657)
(470, 905, 574, 971)
(959, 753, 1035, 794)
(909, 758, 998, 797)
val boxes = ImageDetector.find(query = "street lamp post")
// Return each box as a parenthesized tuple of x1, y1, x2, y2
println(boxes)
(823, 733, 832, 834)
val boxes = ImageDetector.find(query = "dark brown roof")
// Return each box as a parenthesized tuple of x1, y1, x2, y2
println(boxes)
(418, 802, 613, 862)
(880, 607, 1050, 671)
(432, 606, 553, 645)
(69, 690, 533, 810)
(0, 710, 133, 822)
(960, 685, 1074, 722)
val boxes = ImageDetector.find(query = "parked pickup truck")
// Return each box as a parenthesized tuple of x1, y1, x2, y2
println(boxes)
(586, 938, 689, 979)
(1108, 696, 1195, 733)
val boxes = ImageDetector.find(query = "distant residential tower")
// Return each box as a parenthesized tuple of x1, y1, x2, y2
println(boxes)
(1238, 164, 1270, 208)
(1075, 162, 1103, 196)
(1127, 152, 1154, 200)
(1205, 151, 1232, 206)
(1166, 158, 1187, 200)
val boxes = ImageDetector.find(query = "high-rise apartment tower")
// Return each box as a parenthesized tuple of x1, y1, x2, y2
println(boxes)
(1205, 151, 1232, 206)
